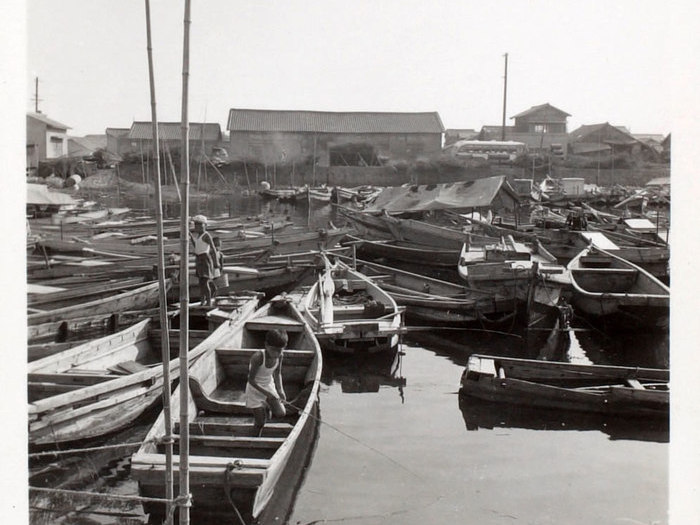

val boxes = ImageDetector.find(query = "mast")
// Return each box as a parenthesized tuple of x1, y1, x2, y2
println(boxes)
(143, 1, 174, 522)
(178, 0, 192, 523)
(501, 53, 508, 141)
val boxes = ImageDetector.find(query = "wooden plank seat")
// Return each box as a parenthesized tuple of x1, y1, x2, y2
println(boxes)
(133, 453, 269, 487)
(215, 348, 315, 366)
(245, 316, 305, 332)
(189, 376, 249, 415)
(186, 434, 285, 449)
(176, 420, 294, 438)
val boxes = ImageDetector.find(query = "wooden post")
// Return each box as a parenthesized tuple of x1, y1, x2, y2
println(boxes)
(178, 0, 192, 522)
(144, 1, 174, 521)
(243, 161, 251, 191)
(312, 134, 317, 186)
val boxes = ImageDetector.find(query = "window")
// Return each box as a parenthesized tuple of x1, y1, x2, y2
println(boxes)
(49, 136, 64, 158)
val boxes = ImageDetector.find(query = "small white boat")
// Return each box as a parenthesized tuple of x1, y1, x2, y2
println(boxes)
(298, 257, 403, 354)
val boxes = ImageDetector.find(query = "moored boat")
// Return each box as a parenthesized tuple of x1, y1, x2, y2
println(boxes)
(344, 256, 516, 326)
(566, 245, 670, 327)
(131, 295, 322, 522)
(27, 294, 261, 447)
(27, 280, 166, 326)
(459, 354, 669, 418)
(298, 257, 403, 354)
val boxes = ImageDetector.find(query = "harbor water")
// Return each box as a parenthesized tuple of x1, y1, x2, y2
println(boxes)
(28, 194, 669, 524)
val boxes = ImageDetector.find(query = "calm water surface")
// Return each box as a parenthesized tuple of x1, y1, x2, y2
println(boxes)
(28, 194, 669, 524)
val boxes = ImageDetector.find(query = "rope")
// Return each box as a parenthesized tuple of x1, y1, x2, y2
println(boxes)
(28, 437, 160, 459)
(280, 399, 421, 479)
(29, 486, 173, 505)
(224, 461, 250, 525)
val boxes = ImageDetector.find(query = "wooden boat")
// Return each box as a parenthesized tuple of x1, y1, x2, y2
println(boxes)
(566, 245, 670, 325)
(333, 185, 382, 204)
(174, 263, 314, 301)
(131, 296, 322, 522)
(343, 234, 460, 268)
(27, 276, 149, 311)
(305, 186, 332, 203)
(381, 215, 469, 250)
(298, 257, 403, 353)
(27, 280, 165, 326)
(457, 237, 567, 301)
(259, 187, 305, 202)
(538, 229, 670, 280)
(36, 226, 351, 258)
(460, 354, 669, 418)
(343, 256, 516, 326)
(27, 294, 262, 446)
(333, 205, 394, 239)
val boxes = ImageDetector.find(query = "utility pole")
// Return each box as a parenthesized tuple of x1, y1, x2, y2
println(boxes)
(32, 77, 42, 113)
(501, 53, 508, 141)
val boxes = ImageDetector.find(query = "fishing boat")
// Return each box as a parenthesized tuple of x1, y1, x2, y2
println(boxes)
(457, 236, 566, 301)
(343, 234, 460, 268)
(305, 186, 333, 203)
(259, 186, 305, 202)
(459, 354, 669, 418)
(566, 245, 670, 326)
(297, 257, 403, 354)
(27, 279, 165, 326)
(131, 295, 322, 522)
(27, 294, 262, 447)
(343, 256, 516, 326)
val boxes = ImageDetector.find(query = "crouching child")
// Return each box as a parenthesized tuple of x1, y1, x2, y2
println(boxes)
(245, 329, 287, 436)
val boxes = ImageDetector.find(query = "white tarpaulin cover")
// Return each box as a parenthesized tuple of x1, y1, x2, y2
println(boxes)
(27, 184, 77, 206)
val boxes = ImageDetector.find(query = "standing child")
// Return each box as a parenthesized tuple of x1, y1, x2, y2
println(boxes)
(190, 215, 219, 307)
(245, 329, 287, 436)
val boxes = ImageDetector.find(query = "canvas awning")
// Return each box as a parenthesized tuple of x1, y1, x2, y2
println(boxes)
(26, 184, 77, 206)
(363, 176, 519, 213)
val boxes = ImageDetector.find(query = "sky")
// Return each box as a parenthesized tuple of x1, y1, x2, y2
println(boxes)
(24, 0, 675, 137)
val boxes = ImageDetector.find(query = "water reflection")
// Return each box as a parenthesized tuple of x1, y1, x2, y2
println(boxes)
(458, 395, 669, 443)
(321, 348, 407, 397)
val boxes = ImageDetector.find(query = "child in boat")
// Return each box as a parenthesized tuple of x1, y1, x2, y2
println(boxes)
(189, 215, 219, 307)
(245, 329, 287, 436)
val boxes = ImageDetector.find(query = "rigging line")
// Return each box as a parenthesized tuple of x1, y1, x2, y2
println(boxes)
(281, 399, 421, 479)
(28, 439, 155, 458)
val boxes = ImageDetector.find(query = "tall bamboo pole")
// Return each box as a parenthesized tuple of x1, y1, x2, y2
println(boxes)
(178, 0, 192, 523)
(144, 1, 174, 522)
(501, 53, 508, 142)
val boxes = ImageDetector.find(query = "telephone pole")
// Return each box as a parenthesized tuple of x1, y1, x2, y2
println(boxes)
(32, 77, 42, 113)
(501, 53, 508, 141)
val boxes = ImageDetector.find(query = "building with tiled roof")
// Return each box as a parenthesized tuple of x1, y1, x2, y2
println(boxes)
(479, 103, 570, 155)
(568, 123, 643, 156)
(226, 109, 444, 165)
(117, 122, 223, 158)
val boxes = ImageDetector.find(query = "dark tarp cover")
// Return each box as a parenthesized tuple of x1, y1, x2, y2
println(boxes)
(363, 175, 518, 213)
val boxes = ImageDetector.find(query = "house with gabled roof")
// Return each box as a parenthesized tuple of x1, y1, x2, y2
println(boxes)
(479, 103, 570, 154)
(26, 112, 71, 171)
(124, 121, 223, 158)
(568, 122, 643, 157)
(226, 108, 444, 166)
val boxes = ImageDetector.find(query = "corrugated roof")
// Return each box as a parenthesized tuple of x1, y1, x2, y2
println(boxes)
(569, 123, 638, 144)
(511, 103, 571, 119)
(362, 176, 518, 213)
(128, 122, 222, 141)
(27, 112, 71, 130)
(227, 109, 444, 133)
